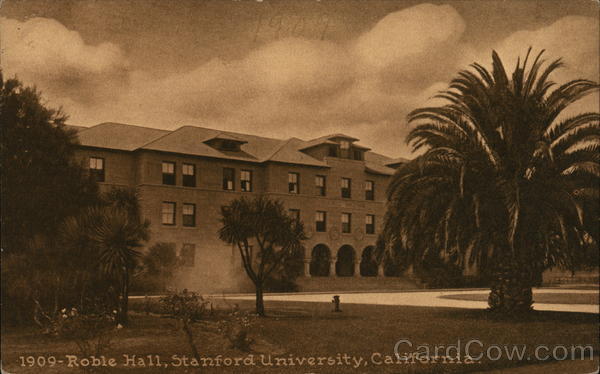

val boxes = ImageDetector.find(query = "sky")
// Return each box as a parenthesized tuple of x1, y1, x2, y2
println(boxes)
(1, 0, 599, 158)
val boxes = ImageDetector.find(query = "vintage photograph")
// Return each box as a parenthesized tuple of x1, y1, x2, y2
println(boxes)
(1, 0, 598, 373)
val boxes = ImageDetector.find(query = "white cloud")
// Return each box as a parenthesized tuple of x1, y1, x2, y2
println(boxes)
(465, 16, 600, 117)
(354, 4, 465, 70)
(1, 17, 129, 104)
(1, 9, 598, 158)
(492, 16, 599, 81)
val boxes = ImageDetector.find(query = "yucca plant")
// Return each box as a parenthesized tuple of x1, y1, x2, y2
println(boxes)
(61, 188, 149, 325)
(383, 48, 599, 314)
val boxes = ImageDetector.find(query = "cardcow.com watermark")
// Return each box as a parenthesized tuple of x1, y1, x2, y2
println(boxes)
(393, 338, 595, 364)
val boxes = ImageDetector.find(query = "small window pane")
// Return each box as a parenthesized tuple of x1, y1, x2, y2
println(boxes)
(365, 180, 374, 200)
(316, 211, 326, 232)
(162, 162, 175, 174)
(162, 162, 176, 185)
(315, 175, 326, 196)
(223, 168, 235, 190)
(162, 202, 176, 225)
(183, 203, 195, 227)
(241, 170, 252, 192)
(366, 214, 375, 234)
(341, 178, 351, 198)
(342, 213, 351, 233)
(288, 173, 299, 194)
(89, 157, 105, 182)
(182, 164, 196, 187)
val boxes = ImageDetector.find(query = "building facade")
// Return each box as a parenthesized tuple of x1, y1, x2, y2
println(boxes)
(72, 122, 410, 292)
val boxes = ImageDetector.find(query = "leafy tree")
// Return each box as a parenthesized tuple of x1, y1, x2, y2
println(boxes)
(1, 74, 99, 325)
(0, 74, 98, 253)
(383, 49, 599, 315)
(219, 196, 305, 316)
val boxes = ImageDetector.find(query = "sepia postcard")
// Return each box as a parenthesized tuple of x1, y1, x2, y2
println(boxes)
(0, 0, 599, 373)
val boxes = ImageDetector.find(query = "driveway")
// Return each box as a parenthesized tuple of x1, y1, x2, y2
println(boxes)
(226, 288, 599, 314)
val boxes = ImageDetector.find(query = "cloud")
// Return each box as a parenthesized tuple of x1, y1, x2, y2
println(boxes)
(354, 4, 465, 70)
(1, 17, 129, 104)
(1, 8, 598, 159)
(492, 16, 599, 81)
(465, 15, 600, 117)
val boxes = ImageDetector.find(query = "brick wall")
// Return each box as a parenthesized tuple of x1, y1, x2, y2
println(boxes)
(74, 147, 393, 292)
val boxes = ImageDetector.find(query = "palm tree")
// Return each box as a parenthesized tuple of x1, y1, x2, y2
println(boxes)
(383, 49, 599, 314)
(219, 196, 305, 316)
(62, 188, 149, 325)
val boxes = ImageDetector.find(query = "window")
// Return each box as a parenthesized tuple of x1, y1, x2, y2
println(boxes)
(315, 175, 326, 196)
(89, 157, 105, 182)
(365, 180, 375, 200)
(220, 140, 240, 152)
(180, 243, 196, 267)
(289, 209, 300, 222)
(288, 172, 299, 194)
(328, 145, 338, 157)
(353, 150, 363, 161)
(223, 168, 235, 190)
(341, 177, 352, 198)
(366, 214, 375, 234)
(182, 163, 196, 187)
(161, 202, 176, 225)
(315, 211, 327, 232)
(162, 162, 176, 185)
(342, 213, 352, 233)
(340, 140, 351, 158)
(241, 170, 252, 192)
(183, 203, 196, 227)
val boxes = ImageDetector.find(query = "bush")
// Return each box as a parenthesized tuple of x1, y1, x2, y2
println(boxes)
(216, 307, 256, 351)
(263, 276, 299, 292)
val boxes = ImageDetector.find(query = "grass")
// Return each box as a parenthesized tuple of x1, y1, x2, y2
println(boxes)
(439, 292, 599, 305)
(2, 299, 598, 374)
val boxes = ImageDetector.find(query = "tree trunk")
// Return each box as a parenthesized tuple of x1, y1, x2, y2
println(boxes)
(255, 284, 265, 317)
(488, 257, 533, 315)
(120, 270, 130, 326)
(182, 318, 201, 361)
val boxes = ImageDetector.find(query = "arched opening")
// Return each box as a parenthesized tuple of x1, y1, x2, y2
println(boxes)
(310, 244, 331, 277)
(360, 246, 378, 277)
(336, 245, 355, 277)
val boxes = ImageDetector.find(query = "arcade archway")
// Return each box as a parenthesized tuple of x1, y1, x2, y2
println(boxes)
(336, 245, 355, 277)
(310, 244, 331, 277)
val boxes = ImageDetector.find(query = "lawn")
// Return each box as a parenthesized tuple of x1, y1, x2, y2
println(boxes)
(2, 299, 598, 374)
(439, 292, 599, 305)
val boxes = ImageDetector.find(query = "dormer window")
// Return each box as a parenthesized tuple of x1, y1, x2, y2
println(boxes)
(328, 145, 339, 157)
(353, 149, 364, 161)
(340, 140, 350, 150)
(221, 140, 240, 152)
(204, 134, 247, 153)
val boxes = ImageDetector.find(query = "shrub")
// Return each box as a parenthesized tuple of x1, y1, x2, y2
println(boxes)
(216, 306, 256, 351)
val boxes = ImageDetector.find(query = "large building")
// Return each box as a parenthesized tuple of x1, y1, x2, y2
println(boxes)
(71, 122, 415, 292)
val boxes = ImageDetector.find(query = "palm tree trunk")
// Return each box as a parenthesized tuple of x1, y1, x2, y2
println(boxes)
(255, 284, 265, 317)
(488, 256, 533, 314)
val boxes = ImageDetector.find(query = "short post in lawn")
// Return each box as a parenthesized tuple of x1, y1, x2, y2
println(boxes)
(332, 295, 341, 312)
